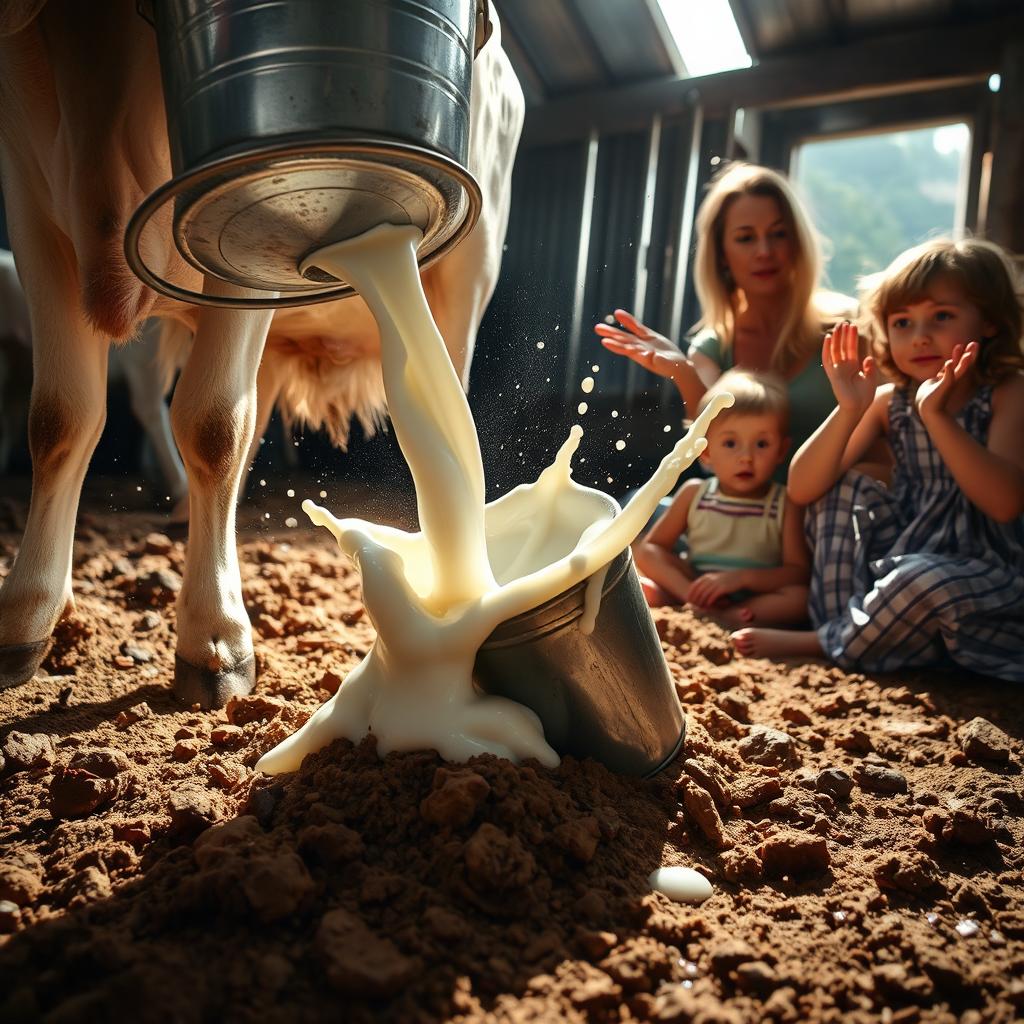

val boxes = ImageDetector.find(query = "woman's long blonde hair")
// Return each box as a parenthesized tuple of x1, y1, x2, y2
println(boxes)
(692, 162, 825, 375)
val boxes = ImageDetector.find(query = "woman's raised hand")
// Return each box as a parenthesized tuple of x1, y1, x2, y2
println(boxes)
(822, 322, 876, 413)
(594, 309, 692, 383)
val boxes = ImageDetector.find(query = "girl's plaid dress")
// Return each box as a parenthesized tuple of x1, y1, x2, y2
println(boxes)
(806, 384, 1024, 682)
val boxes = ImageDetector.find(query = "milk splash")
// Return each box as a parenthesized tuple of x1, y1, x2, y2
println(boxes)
(257, 225, 731, 776)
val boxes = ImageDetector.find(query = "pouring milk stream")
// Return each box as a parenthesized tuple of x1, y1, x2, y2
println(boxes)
(256, 224, 731, 776)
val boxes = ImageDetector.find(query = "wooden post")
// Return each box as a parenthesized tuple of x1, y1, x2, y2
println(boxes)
(985, 40, 1024, 254)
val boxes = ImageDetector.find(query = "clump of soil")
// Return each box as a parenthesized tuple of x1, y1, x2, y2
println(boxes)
(1, 504, 1022, 1023)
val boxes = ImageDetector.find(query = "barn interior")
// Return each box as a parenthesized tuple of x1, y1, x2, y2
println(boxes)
(1, 0, 1022, 527)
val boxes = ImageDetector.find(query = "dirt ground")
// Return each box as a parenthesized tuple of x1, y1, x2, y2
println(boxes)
(0, 484, 1022, 1024)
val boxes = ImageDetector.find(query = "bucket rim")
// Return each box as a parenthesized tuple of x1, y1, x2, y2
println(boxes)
(124, 138, 482, 309)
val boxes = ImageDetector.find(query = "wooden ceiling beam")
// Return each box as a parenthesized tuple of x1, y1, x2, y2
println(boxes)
(521, 13, 1020, 147)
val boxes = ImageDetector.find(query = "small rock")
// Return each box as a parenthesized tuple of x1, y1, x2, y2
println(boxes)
(781, 705, 813, 727)
(836, 728, 874, 754)
(249, 784, 283, 826)
(575, 927, 617, 959)
(225, 694, 287, 726)
(680, 781, 730, 849)
(420, 768, 490, 828)
(716, 689, 750, 722)
(815, 768, 854, 800)
(0, 900, 22, 933)
(135, 610, 162, 632)
(855, 764, 908, 795)
(0, 862, 43, 905)
(738, 725, 798, 768)
(168, 786, 223, 837)
(173, 739, 202, 762)
(210, 724, 244, 747)
(683, 756, 732, 809)
(49, 748, 131, 819)
(960, 718, 1011, 764)
(731, 771, 784, 809)
(207, 760, 247, 791)
(133, 568, 182, 606)
(463, 823, 535, 889)
(874, 850, 945, 896)
(758, 831, 831, 877)
(2, 731, 56, 772)
(119, 642, 153, 664)
(115, 702, 153, 728)
(319, 668, 344, 695)
(142, 531, 173, 555)
(734, 960, 779, 994)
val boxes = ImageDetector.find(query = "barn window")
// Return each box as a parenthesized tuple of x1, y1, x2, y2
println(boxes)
(793, 123, 971, 301)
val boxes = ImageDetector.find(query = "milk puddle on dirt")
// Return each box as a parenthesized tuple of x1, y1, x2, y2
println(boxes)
(256, 224, 730, 787)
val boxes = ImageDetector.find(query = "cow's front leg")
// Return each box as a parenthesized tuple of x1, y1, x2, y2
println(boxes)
(0, 288, 109, 688)
(170, 282, 273, 708)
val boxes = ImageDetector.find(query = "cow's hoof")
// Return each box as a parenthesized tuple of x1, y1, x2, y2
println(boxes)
(0, 639, 52, 690)
(173, 653, 256, 710)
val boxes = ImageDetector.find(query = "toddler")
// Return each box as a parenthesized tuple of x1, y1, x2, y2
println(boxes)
(636, 370, 810, 628)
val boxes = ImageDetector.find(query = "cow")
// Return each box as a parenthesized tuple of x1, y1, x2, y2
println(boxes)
(0, 0, 524, 706)
(0, 268, 190, 515)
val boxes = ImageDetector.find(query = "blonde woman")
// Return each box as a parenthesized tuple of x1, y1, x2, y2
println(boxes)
(596, 162, 851, 474)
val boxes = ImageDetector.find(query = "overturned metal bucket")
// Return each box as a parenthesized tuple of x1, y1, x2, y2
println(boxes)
(127, 0, 484, 307)
(474, 546, 685, 778)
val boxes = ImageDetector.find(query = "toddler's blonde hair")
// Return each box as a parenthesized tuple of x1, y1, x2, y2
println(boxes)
(697, 369, 790, 433)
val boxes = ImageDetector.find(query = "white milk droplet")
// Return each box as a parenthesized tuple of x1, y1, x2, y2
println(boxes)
(259, 479, 266, 487)
(591, 364, 600, 373)
(603, 314, 614, 325)
(649, 867, 713, 904)
(611, 410, 619, 418)
(663, 425, 672, 433)
(577, 402, 588, 415)
(581, 377, 595, 394)
(285, 517, 298, 528)
(319, 490, 327, 498)
(536, 341, 545, 349)
(287, 489, 295, 498)
(615, 440, 626, 451)
(606, 476, 613, 484)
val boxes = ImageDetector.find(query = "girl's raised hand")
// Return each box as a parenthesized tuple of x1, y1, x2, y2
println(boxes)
(594, 308, 690, 382)
(915, 341, 979, 420)
(822, 322, 876, 413)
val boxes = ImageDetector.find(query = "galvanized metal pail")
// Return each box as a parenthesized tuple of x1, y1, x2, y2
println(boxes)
(474, 546, 686, 777)
(126, 0, 485, 308)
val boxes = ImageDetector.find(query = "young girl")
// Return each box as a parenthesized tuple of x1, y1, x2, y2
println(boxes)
(731, 238, 1024, 681)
